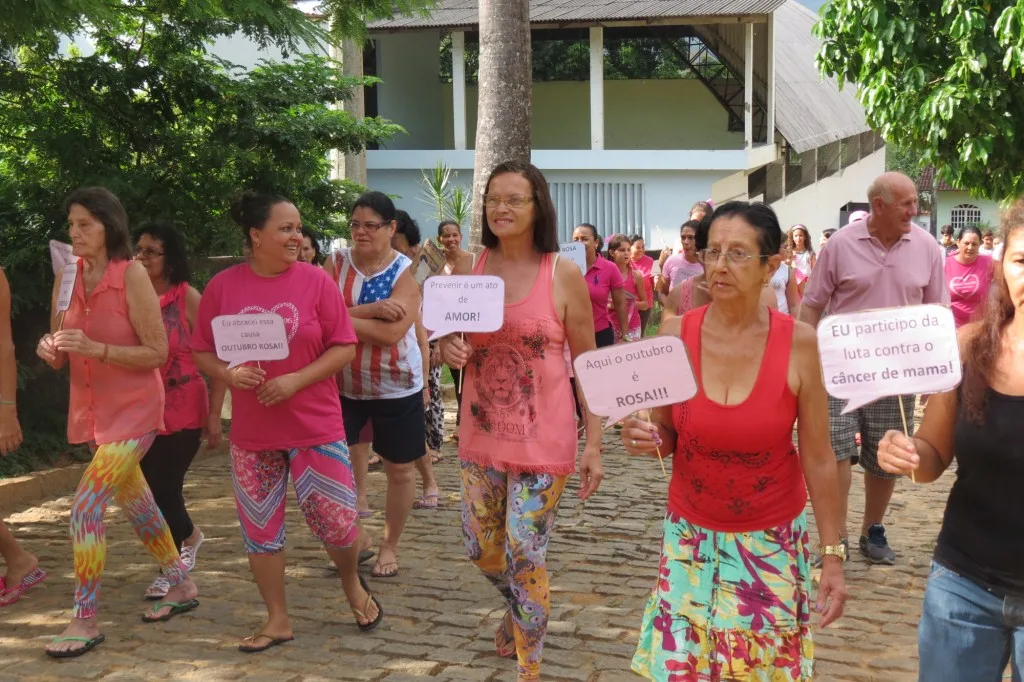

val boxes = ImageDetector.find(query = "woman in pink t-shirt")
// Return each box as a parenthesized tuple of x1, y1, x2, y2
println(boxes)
(192, 191, 382, 651)
(629, 235, 655, 334)
(441, 161, 604, 682)
(945, 226, 995, 328)
(133, 222, 226, 600)
(573, 223, 627, 347)
(607, 234, 647, 341)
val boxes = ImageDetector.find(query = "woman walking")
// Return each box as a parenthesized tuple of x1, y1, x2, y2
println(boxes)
(878, 201, 1024, 681)
(945, 226, 994, 329)
(0, 265, 46, 607)
(607, 233, 647, 341)
(324, 191, 424, 580)
(621, 201, 846, 680)
(192, 190, 380, 651)
(770, 240, 801, 315)
(133, 222, 225, 599)
(441, 161, 605, 681)
(37, 187, 199, 657)
(629, 235, 656, 335)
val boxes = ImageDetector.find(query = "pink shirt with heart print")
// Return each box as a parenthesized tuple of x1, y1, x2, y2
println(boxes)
(192, 261, 357, 451)
(945, 253, 993, 328)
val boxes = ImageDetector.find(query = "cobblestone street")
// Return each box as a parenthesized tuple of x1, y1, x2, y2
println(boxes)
(1, 416, 948, 681)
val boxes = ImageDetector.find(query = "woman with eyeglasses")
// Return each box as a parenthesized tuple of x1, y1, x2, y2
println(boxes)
(193, 190, 380, 651)
(36, 188, 199, 657)
(441, 161, 604, 682)
(621, 201, 846, 681)
(945, 226, 994, 329)
(133, 223, 226, 600)
(324, 191, 424, 580)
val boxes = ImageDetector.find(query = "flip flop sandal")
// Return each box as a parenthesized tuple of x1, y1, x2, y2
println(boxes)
(359, 549, 375, 565)
(45, 634, 105, 659)
(238, 633, 294, 653)
(354, 575, 384, 632)
(494, 612, 516, 658)
(371, 561, 399, 579)
(413, 494, 439, 510)
(0, 567, 47, 606)
(141, 598, 200, 623)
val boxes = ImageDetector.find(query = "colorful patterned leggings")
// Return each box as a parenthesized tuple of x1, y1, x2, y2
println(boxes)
(460, 461, 567, 680)
(72, 432, 186, 619)
(231, 441, 358, 554)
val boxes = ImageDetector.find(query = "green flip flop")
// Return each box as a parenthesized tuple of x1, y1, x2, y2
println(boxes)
(142, 598, 200, 623)
(45, 634, 106, 658)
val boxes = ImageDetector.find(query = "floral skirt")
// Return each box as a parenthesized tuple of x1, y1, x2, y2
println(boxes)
(632, 511, 814, 682)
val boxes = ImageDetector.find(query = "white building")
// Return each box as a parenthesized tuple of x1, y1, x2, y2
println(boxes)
(364, 0, 884, 244)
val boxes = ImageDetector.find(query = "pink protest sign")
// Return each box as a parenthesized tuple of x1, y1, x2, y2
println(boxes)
(422, 275, 505, 341)
(573, 336, 697, 428)
(212, 314, 290, 368)
(818, 304, 961, 414)
(49, 240, 77, 275)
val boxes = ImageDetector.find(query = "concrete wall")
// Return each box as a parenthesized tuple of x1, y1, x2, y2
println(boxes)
(767, 147, 886, 243)
(367, 166, 728, 248)
(936, 191, 1002, 232)
(374, 33, 741, 151)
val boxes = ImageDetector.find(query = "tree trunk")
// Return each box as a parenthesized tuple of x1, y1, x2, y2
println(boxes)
(469, 0, 531, 252)
(340, 38, 367, 187)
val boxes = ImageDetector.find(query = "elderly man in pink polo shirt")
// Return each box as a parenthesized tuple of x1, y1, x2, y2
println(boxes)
(799, 172, 948, 566)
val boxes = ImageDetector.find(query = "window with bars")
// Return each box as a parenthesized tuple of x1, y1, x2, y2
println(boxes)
(950, 204, 982, 231)
(548, 182, 646, 242)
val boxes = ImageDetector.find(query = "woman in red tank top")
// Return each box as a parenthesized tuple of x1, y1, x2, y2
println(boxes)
(620, 202, 847, 681)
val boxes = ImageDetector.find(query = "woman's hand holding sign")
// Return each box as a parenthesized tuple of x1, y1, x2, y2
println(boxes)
(226, 364, 266, 390)
(439, 334, 474, 369)
(620, 416, 666, 456)
(877, 430, 920, 477)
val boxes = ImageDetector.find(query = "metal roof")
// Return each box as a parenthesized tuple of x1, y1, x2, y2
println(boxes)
(368, 0, 786, 31)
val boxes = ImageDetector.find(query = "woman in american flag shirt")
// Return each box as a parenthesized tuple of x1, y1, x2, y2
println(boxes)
(325, 191, 424, 579)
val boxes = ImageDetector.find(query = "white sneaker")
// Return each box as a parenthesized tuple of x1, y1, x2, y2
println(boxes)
(145, 575, 171, 600)
(179, 530, 205, 572)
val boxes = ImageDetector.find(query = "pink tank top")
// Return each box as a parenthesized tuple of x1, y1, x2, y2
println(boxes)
(610, 264, 641, 337)
(65, 260, 164, 445)
(159, 283, 209, 434)
(459, 251, 576, 475)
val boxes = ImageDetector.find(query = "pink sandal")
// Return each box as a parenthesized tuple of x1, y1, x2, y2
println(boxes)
(0, 567, 47, 606)
(413, 493, 439, 510)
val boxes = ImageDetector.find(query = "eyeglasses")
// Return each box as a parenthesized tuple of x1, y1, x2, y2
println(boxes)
(348, 220, 390, 233)
(134, 247, 164, 259)
(483, 195, 533, 209)
(697, 248, 768, 266)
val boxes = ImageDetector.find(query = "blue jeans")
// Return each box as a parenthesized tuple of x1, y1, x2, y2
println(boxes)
(919, 561, 1024, 682)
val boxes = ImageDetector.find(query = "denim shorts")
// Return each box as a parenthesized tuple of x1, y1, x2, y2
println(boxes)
(918, 561, 1024, 682)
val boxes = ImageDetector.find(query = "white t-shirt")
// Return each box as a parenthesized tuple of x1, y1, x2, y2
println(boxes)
(770, 263, 791, 314)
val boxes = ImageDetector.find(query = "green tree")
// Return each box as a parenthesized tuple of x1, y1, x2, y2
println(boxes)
(815, 1, 1024, 199)
(0, 0, 415, 472)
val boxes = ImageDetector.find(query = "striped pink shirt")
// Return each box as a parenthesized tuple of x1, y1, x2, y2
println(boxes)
(333, 249, 422, 399)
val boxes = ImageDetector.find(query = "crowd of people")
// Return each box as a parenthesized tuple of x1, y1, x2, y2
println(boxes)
(0, 165, 1019, 681)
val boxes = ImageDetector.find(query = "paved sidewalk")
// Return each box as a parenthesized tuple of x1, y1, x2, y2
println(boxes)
(0, 425, 948, 681)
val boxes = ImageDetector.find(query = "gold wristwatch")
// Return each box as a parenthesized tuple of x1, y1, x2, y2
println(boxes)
(820, 543, 848, 562)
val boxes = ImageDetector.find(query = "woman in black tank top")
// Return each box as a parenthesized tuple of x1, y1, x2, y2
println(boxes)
(878, 204, 1024, 682)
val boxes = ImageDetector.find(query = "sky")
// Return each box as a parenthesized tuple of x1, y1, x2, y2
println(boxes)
(798, 0, 828, 11)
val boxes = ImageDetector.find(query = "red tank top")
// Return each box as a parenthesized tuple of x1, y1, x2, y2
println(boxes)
(668, 305, 806, 532)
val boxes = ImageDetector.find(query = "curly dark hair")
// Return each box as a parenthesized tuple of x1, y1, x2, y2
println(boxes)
(961, 198, 1024, 423)
(133, 222, 192, 284)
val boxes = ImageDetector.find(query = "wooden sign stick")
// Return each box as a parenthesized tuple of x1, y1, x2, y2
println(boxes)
(898, 395, 915, 483)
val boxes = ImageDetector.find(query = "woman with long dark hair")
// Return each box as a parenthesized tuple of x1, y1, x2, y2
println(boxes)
(787, 224, 816, 294)
(441, 161, 604, 681)
(878, 199, 1024, 680)
(133, 222, 225, 600)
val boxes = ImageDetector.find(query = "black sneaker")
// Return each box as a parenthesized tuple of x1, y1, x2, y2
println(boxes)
(812, 537, 848, 568)
(859, 524, 896, 565)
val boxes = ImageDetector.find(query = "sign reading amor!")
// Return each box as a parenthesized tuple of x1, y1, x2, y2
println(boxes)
(818, 304, 961, 414)
(573, 336, 697, 428)
(422, 275, 505, 341)
(212, 314, 290, 368)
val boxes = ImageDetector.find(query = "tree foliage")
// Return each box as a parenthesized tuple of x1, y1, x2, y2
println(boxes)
(815, 0, 1024, 200)
(0, 0, 411, 471)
